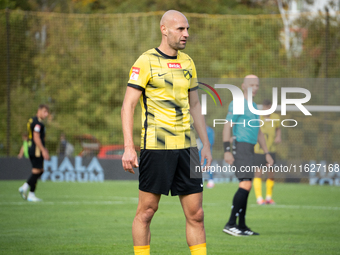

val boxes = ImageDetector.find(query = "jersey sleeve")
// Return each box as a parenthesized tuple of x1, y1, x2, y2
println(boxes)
(188, 59, 198, 91)
(127, 54, 150, 91)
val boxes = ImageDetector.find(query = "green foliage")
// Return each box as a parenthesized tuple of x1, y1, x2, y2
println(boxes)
(0, 10, 339, 160)
(0, 0, 278, 15)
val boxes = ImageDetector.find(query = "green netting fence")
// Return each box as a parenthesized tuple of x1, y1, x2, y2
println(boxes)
(0, 10, 339, 164)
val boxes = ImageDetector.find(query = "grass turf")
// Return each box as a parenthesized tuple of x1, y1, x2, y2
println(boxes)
(0, 180, 339, 254)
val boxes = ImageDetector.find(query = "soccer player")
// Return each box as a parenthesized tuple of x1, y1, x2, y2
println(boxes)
(18, 104, 50, 202)
(222, 75, 274, 236)
(121, 10, 212, 255)
(253, 100, 281, 205)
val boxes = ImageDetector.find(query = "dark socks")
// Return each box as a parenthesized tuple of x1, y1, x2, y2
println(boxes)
(226, 188, 249, 227)
(238, 189, 249, 229)
(27, 172, 43, 192)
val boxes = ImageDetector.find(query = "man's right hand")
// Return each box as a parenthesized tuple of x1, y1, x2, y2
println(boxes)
(42, 148, 50, 160)
(224, 151, 234, 165)
(122, 148, 138, 174)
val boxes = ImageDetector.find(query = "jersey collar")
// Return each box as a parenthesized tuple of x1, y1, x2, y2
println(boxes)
(155, 48, 177, 59)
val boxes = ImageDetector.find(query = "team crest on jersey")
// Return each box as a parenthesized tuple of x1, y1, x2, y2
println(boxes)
(130, 67, 140, 81)
(167, 63, 182, 69)
(183, 70, 192, 80)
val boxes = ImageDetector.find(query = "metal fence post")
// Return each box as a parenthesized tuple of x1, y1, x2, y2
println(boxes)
(6, 7, 11, 157)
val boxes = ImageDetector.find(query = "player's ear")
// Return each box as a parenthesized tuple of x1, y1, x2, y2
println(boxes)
(160, 25, 168, 36)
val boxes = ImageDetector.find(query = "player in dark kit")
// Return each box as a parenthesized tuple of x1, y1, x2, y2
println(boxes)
(18, 104, 50, 202)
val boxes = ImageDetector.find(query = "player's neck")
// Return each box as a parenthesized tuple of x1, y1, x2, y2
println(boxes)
(157, 44, 178, 57)
(36, 114, 43, 121)
(243, 93, 255, 102)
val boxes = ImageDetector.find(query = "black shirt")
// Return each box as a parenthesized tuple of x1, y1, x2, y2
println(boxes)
(27, 116, 45, 157)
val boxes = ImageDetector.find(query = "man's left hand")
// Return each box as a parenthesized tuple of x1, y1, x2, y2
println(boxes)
(266, 153, 274, 167)
(200, 145, 212, 168)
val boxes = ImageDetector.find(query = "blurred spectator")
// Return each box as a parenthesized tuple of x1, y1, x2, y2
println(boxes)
(57, 133, 74, 157)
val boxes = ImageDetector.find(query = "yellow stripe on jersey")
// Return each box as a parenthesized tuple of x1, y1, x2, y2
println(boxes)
(127, 48, 198, 150)
(254, 113, 280, 154)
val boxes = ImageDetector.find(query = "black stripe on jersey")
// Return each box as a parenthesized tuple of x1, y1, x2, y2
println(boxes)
(157, 137, 165, 145)
(185, 134, 191, 141)
(148, 112, 155, 118)
(147, 82, 157, 88)
(175, 108, 183, 121)
(127, 83, 145, 91)
(158, 100, 183, 122)
(155, 48, 177, 59)
(162, 100, 180, 109)
(160, 127, 176, 136)
(142, 90, 148, 149)
(164, 78, 173, 87)
(188, 86, 198, 92)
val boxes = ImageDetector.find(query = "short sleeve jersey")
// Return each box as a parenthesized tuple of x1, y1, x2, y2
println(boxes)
(127, 48, 198, 150)
(226, 99, 260, 145)
(27, 116, 45, 157)
(254, 113, 280, 153)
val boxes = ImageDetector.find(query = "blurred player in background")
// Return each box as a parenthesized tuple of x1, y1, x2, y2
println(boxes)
(253, 100, 281, 205)
(18, 104, 50, 202)
(121, 10, 211, 255)
(17, 133, 29, 159)
(197, 125, 215, 188)
(222, 75, 273, 236)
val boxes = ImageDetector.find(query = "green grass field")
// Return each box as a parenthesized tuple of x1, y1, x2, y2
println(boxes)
(0, 181, 339, 255)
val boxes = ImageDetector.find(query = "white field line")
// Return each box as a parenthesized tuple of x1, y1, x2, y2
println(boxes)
(249, 204, 340, 210)
(0, 198, 339, 210)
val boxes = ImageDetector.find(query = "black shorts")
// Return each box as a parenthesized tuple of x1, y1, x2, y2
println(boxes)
(29, 155, 44, 169)
(138, 147, 203, 196)
(233, 142, 255, 179)
(254, 153, 276, 168)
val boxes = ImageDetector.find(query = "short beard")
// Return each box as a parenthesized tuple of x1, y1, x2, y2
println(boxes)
(169, 41, 186, 51)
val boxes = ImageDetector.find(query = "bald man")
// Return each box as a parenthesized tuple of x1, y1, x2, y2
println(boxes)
(121, 10, 211, 255)
(222, 75, 273, 236)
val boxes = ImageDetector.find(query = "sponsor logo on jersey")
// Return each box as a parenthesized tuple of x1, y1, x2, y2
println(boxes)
(167, 63, 182, 69)
(130, 67, 140, 81)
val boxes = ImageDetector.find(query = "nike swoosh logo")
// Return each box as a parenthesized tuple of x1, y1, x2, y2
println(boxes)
(158, 73, 167, 77)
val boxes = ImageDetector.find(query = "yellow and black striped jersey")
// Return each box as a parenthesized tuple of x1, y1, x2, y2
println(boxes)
(127, 48, 198, 150)
(254, 113, 280, 154)
(27, 116, 45, 157)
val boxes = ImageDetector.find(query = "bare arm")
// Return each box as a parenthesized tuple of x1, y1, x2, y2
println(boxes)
(257, 129, 274, 166)
(121, 86, 142, 173)
(17, 146, 24, 159)
(222, 123, 234, 165)
(33, 132, 50, 160)
(189, 90, 212, 167)
(274, 127, 281, 144)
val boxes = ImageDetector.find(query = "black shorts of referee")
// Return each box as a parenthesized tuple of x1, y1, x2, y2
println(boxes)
(138, 147, 203, 196)
(233, 141, 256, 180)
